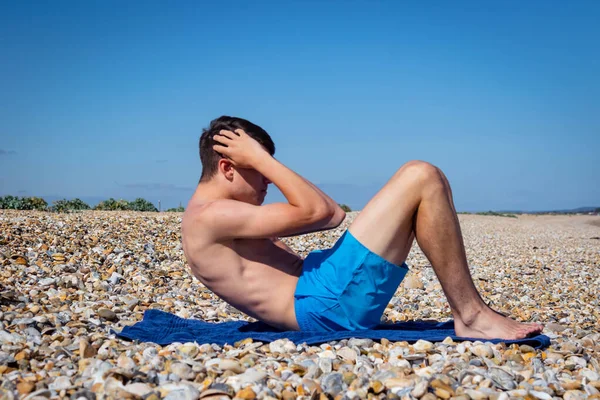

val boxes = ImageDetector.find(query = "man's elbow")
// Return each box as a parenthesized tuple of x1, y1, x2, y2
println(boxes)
(331, 206, 347, 227)
(321, 205, 346, 229)
(307, 204, 346, 228)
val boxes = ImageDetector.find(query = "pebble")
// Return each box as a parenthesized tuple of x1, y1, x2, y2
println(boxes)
(97, 308, 117, 321)
(0, 211, 598, 399)
(403, 275, 424, 289)
(49, 376, 71, 391)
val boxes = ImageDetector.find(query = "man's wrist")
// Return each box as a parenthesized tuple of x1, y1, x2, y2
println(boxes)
(252, 152, 274, 171)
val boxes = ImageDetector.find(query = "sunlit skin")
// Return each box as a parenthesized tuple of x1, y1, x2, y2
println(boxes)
(182, 129, 544, 339)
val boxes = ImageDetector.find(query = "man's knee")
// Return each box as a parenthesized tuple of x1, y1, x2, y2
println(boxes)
(395, 160, 445, 186)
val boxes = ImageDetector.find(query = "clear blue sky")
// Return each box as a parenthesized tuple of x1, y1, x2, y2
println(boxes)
(1, 1, 598, 211)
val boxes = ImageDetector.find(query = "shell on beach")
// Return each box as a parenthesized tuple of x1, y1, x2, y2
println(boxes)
(0, 209, 599, 399)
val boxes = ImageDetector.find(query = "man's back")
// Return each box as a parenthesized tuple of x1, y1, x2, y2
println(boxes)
(181, 196, 304, 330)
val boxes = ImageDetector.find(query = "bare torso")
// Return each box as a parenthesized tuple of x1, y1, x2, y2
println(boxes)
(181, 196, 303, 330)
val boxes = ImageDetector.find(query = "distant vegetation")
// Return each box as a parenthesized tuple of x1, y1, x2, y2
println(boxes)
(339, 204, 352, 212)
(458, 211, 517, 218)
(94, 197, 158, 212)
(0, 196, 49, 211)
(52, 198, 91, 213)
(460, 208, 600, 217)
(0, 195, 169, 213)
(475, 211, 518, 218)
(4, 195, 593, 216)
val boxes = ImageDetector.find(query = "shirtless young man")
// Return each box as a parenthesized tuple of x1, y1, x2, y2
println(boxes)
(181, 116, 544, 340)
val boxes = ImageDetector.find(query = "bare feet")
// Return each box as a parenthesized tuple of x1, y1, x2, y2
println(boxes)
(454, 307, 544, 340)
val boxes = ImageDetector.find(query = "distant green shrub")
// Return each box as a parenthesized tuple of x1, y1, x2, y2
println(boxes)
(51, 198, 91, 213)
(0, 196, 48, 210)
(25, 197, 49, 210)
(94, 198, 130, 211)
(128, 198, 158, 212)
(339, 204, 352, 212)
(0, 195, 160, 212)
(166, 206, 185, 212)
(475, 211, 517, 218)
(94, 197, 157, 212)
(0, 195, 18, 209)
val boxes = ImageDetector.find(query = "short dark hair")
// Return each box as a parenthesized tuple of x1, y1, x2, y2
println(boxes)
(199, 116, 275, 182)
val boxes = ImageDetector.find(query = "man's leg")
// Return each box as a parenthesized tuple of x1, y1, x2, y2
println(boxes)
(348, 160, 543, 339)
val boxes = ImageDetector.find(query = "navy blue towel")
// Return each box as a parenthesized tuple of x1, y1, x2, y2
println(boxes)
(113, 309, 551, 349)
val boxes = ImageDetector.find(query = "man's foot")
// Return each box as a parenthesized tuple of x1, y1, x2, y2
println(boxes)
(454, 307, 544, 340)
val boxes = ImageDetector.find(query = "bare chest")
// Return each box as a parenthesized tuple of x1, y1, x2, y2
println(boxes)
(185, 236, 302, 281)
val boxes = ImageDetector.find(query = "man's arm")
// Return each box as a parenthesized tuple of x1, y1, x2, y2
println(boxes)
(298, 177, 347, 230)
(206, 130, 339, 240)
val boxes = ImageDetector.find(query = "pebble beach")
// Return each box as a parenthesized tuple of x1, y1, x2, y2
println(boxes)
(0, 210, 599, 400)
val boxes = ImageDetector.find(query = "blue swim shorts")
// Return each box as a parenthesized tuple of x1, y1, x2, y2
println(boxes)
(294, 229, 409, 331)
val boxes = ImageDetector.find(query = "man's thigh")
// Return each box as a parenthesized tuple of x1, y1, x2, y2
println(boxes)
(348, 163, 423, 266)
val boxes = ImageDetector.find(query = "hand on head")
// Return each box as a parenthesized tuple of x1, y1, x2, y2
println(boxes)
(212, 129, 269, 169)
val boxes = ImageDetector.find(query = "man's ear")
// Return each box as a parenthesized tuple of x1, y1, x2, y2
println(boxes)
(218, 158, 235, 181)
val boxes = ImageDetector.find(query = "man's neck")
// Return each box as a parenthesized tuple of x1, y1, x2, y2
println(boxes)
(195, 182, 230, 202)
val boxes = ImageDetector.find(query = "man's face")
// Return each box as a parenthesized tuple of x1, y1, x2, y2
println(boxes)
(234, 167, 270, 205)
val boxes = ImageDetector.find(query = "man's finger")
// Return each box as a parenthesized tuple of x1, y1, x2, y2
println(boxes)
(213, 144, 228, 153)
(218, 130, 236, 139)
(233, 129, 245, 136)
(213, 134, 231, 143)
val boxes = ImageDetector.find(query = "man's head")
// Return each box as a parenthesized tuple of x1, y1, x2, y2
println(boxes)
(198, 116, 275, 204)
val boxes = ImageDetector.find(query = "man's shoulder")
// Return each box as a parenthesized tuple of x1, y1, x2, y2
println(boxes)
(185, 199, 247, 223)
(182, 199, 250, 241)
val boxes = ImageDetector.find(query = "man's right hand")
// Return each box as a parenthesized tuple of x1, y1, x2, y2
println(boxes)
(213, 129, 270, 168)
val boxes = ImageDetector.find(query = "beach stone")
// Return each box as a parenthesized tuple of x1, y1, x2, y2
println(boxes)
(567, 356, 587, 368)
(348, 338, 373, 348)
(564, 390, 587, 400)
(413, 339, 434, 352)
(142, 348, 158, 361)
(79, 338, 97, 358)
(171, 362, 193, 379)
(579, 370, 600, 381)
(0, 330, 23, 344)
(519, 344, 535, 353)
(321, 372, 344, 396)
(319, 358, 333, 373)
(530, 390, 553, 399)
(404, 276, 424, 289)
(235, 387, 256, 399)
(159, 382, 200, 400)
(97, 308, 117, 321)
(337, 347, 357, 362)
(464, 389, 488, 400)
(178, 343, 199, 358)
(124, 383, 154, 397)
(585, 385, 600, 396)
(229, 368, 266, 385)
(217, 359, 244, 373)
(109, 272, 124, 285)
(117, 354, 136, 370)
(38, 277, 55, 287)
(49, 376, 72, 391)
(16, 381, 35, 396)
(472, 345, 494, 358)
(546, 322, 567, 332)
(412, 379, 428, 397)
